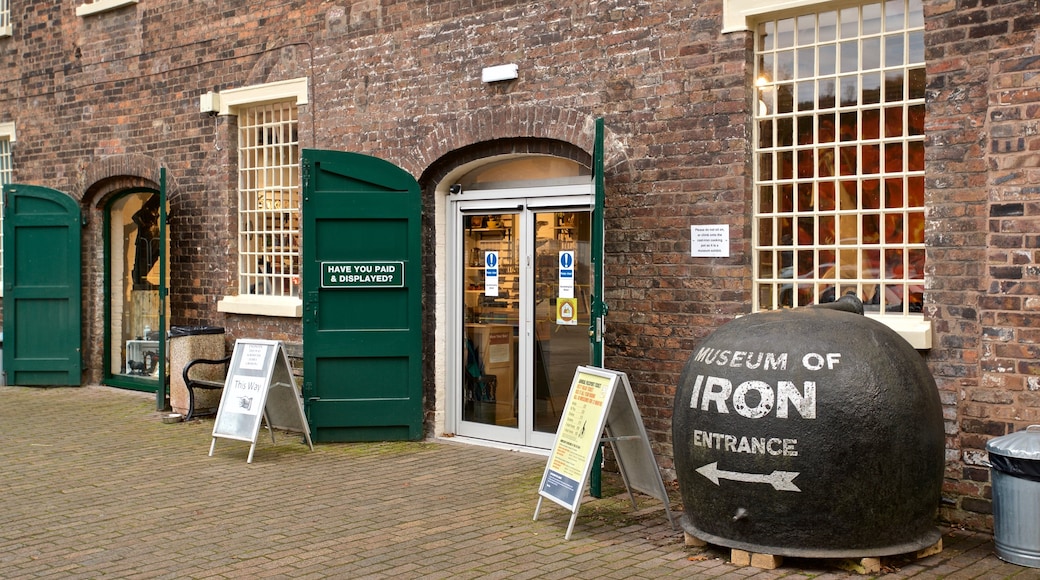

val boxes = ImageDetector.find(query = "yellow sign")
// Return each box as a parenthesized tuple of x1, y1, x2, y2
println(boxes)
(545, 370, 612, 491)
(551, 372, 608, 478)
(556, 297, 578, 325)
(535, 366, 676, 540)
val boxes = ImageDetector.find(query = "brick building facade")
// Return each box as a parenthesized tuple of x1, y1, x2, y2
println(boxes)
(1, 0, 1038, 532)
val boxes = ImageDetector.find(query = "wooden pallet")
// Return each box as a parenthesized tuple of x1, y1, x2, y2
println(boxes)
(684, 532, 943, 574)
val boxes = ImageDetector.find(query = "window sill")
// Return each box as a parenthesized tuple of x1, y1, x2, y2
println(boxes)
(753, 310, 933, 350)
(865, 313, 932, 350)
(76, 0, 138, 17)
(217, 295, 302, 318)
(1, 25, 11, 37)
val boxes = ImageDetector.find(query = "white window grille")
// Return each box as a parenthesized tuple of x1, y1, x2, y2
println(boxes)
(0, 136, 10, 292)
(237, 102, 300, 298)
(1, 0, 10, 36)
(753, 0, 925, 315)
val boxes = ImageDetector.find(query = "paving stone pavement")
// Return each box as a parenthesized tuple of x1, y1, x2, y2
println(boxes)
(0, 385, 1033, 579)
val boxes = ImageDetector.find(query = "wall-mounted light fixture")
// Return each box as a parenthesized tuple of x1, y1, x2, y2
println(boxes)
(482, 64, 519, 83)
(199, 91, 221, 114)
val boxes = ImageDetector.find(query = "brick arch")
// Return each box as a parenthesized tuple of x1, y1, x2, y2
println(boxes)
(245, 44, 309, 88)
(413, 105, 632, 185)
(78, 154, 181, 207)
(419, 137, 590, 187)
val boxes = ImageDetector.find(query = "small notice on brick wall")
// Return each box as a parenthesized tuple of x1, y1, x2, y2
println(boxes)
(691, 225, 730, 258)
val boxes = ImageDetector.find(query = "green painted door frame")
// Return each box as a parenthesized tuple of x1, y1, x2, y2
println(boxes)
(301, 149, 423, 442)
(2, 184, 82, 386)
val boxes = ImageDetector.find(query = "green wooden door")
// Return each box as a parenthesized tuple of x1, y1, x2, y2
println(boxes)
(590, 118, 606, 366)
(301, 149, 422, 442)
(3, 184, 82, 386)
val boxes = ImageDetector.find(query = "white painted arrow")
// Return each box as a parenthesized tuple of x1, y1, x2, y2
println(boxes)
(696, 462, 801, 492)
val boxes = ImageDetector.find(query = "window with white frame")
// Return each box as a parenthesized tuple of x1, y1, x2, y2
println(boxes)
(212, 77, 307, 317)
(753, 0, 925, 317)
(0, 125, 13, 293)
(236, 101, 300, 300)
(1, 0, 11, 36)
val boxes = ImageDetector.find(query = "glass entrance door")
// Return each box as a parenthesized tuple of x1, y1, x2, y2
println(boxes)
(106, 190, 168, 391)
(532, 210, 592, 445)
(456, 202, 592, 448)
(462, 211, 521, 437)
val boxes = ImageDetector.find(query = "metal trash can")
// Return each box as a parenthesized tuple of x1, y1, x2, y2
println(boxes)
(169, 326, 226, 416)
(987, 425, 1040, 568)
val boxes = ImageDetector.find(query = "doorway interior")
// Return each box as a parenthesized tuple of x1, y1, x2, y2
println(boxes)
(105, 189, 168, 392)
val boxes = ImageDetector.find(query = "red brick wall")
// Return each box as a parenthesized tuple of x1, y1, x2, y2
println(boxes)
(924, 0, 1040, 529)
(1, 0, 1038, 532)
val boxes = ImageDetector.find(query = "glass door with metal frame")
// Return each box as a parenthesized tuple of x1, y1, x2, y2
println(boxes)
(455, 196, 592, 449)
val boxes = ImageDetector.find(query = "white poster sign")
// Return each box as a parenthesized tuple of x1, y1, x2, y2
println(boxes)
(691, 224, 730, 257)
(225, 375, 265, 416)
(210, 339, 314, 463)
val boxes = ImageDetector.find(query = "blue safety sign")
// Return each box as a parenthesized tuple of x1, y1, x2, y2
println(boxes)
(485, 251, 500, 297)
(560, 252, 573, 269)
(559, 251, 574, 279)
(559, 250, 575, 298)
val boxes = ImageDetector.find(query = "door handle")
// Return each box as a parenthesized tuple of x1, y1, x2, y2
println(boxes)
(589, 316, 603, 342)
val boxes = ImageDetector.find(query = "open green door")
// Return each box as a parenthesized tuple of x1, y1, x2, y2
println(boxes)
(590, 118, 606, 366)
(157, 168, 169, 409)
(3, 184, 82, 386)
(301, 149, 423, 442)
(589, 118, 607, 495)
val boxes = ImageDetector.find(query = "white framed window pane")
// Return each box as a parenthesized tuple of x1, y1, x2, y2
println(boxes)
(819, 11, 838, 42)
(0, 137, 10, 287)
(237, 102, 300, 298)
(819, 44, 837, 77)
(0, 0, 9, 33)
(777, 17, 795, 48)
(862, 37, 882, 70)
(754, 0, 925, 315)
(885, 0, 906, 31)
(862, 3, 883, 35)
(840, 40, 859, 74)
(840, 7, 859, 39)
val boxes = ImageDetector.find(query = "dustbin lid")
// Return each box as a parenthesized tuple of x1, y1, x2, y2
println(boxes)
(988, 425, 1040, 479)
(988, 425, 1040, 459)
(169, 325, 225, 337)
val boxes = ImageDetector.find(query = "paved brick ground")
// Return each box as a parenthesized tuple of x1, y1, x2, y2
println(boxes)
(0, 386, 1032, 579)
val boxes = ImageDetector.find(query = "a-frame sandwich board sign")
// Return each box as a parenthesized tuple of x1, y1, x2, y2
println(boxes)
(209, 339, 314, 463)
(534, 365, 675, 540)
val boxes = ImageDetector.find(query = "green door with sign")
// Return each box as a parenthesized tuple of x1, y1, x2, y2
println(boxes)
(3, 184, 82, 385)
(301, 149, 422, 442)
